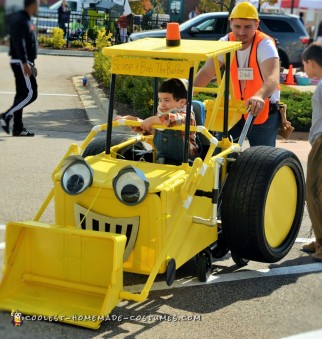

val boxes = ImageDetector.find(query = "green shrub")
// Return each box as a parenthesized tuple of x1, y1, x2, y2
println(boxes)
(115, 76, 154, 118)
(88, 24, 106, 43)
(93, 29, 154, 118)
(37, 34, 53, 47)
(83, 42, 95, 51)
(93, 29, 113, 86)
(280, 87, 312, 132)
(70, 40, 84, 48)
(51, 27, 66, 49)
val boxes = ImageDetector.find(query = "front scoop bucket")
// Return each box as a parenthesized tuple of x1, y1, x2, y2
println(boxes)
(0, 221, 126, 329)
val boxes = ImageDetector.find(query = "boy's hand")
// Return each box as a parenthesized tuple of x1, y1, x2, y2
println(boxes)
(141, 116, 160, 132)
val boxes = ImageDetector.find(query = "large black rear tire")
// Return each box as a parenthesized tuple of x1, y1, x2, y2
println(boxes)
(221, 146, 305, 263)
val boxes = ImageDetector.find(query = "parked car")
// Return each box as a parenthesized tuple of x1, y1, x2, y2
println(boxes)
(129, 12, 310, 68)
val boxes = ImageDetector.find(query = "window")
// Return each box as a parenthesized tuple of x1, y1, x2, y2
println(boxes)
(196, 19, 216, 32)
(261, 19, 295, 33)
(195, 18, 227, 34)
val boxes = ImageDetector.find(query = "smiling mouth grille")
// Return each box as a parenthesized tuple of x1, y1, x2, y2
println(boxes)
(74, 204, 139, 261)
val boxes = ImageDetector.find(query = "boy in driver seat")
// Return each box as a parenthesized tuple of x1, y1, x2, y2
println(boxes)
(115, 78, 198, 164)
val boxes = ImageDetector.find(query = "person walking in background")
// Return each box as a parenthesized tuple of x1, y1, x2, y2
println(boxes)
(58, 0, 70, 38)
(194, 1, 280, 147)
(189, 6, 200, 19)
(0, 0, 39, 137)
(300, 42, 322, 261)
(116, 14, 130, 43)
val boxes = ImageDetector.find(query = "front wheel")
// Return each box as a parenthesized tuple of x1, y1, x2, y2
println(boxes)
(222, 146, 305, 263)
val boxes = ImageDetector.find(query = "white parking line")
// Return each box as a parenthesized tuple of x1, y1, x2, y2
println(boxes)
(282, 329, 322, 338)
(1, 224, 5, 250)
(295, 238, 314, 243)
(0, 91, 78, 97)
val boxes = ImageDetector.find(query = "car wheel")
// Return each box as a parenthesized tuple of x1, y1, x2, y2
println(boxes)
(221, 146, 305, 263)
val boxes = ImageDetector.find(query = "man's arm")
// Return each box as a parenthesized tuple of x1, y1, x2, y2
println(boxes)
(11, 22, 28, 64)
(11, 21, 32, 76)
(193, 58, 217, 87)
(246, 56, 280, 116)
(253, 57, 280, 99)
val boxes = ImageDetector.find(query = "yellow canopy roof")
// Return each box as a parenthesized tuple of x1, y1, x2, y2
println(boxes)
(103, 38, 242, 61)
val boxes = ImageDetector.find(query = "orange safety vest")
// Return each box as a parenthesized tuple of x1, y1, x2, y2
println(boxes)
(229, 31, 279, 125)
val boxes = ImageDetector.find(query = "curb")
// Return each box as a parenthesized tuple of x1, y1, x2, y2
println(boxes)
(39, 48, 94, 57)
(73, 73, 131, 135)
(0, 45, 94, 57)
(72, 73, 109, 126)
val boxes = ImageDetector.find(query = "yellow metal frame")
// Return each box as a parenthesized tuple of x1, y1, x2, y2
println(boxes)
(0, 38, 245, 329)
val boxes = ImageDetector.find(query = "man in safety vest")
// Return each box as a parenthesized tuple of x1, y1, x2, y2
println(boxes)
(194, 1, 281, 146)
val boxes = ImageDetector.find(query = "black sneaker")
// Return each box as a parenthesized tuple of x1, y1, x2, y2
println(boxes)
(0, 113, 10, 134)
(12, 128, 35, 137)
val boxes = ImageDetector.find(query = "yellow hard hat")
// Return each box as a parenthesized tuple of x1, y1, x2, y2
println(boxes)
(229, 2, 259, 20)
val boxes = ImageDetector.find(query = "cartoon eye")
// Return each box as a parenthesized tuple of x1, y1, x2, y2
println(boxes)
(61, 159, 93, 195)
(113, 166, 149, 206)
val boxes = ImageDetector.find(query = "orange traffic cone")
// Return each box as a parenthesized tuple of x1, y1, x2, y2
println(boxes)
(284, 64, 296, 85)
(166, 23, 181, 47)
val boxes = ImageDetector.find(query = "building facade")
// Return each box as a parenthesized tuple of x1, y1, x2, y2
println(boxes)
(163, 0, 200, 22)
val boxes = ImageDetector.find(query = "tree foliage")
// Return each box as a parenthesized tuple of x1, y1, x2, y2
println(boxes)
(198, 0, 232, 13)
(130, 0, 165, 15)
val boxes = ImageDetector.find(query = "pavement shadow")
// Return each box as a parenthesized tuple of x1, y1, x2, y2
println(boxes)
(87, 253, 322, 338)
(10, 108, 93, 140)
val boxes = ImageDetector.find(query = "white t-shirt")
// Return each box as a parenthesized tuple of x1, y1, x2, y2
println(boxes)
(219, 34, 280, 103)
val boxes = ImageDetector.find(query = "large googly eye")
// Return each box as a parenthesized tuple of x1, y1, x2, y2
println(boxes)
(113, 166, 149, 206)
(61, 157, 93, 195)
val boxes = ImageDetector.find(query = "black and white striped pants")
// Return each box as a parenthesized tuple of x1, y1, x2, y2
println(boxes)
(3, 59, 38, 133)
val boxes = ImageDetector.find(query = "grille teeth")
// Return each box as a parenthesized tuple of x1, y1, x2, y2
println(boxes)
(75, 204, 139, 261)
